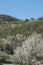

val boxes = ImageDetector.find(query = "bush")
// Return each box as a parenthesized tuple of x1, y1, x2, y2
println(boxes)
(0, 63, 3, 65)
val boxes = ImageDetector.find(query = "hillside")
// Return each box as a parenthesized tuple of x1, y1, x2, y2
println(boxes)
(0, 14, 43, 64)
(0, 14, 23, 23)
(0, 15, 43, 38)
(0, 15, 43, 47)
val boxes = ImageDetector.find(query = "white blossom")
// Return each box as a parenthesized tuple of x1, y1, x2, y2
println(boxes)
(16, 34, 26, 41)
(19, 24, 21, 27)
(11, 24, 17, 29)
(15, 33, 43, 65)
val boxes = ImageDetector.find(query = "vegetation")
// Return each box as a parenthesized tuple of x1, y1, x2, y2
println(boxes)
(15, 33, 43, 65)
(0, 63, 3, 65)
(0, 14, 43, 65)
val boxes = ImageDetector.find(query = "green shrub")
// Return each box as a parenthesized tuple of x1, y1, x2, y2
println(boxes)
(0, 63, 3, 65)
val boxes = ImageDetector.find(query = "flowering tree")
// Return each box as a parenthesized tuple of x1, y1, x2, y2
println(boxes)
(15, 33, 43, 65)
(15, 46, 28, 64)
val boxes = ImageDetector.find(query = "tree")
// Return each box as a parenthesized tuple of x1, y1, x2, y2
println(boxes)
(15, 33, 43, 65)
(24, 19, 29, 22)
(15, 46, 28, 64)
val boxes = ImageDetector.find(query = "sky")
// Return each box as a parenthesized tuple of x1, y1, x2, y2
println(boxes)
(0, 0, 43, 19)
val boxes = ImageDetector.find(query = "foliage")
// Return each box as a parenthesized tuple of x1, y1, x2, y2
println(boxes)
(15, 33, 43, 65)
(0, 63, 3, 65)
(0, 14, 43, 64)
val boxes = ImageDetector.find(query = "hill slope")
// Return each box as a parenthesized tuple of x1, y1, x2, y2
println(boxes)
(0, 15, 43, 49)
(0, 14, 43, 63)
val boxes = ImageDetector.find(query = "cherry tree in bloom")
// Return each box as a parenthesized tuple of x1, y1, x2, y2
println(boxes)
(22, 33, 43, 56)
(15, 33, 43, 65)
(15, 46, 28, 64)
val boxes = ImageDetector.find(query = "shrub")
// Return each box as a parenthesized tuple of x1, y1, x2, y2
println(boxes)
(0, 63, 3, 65)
